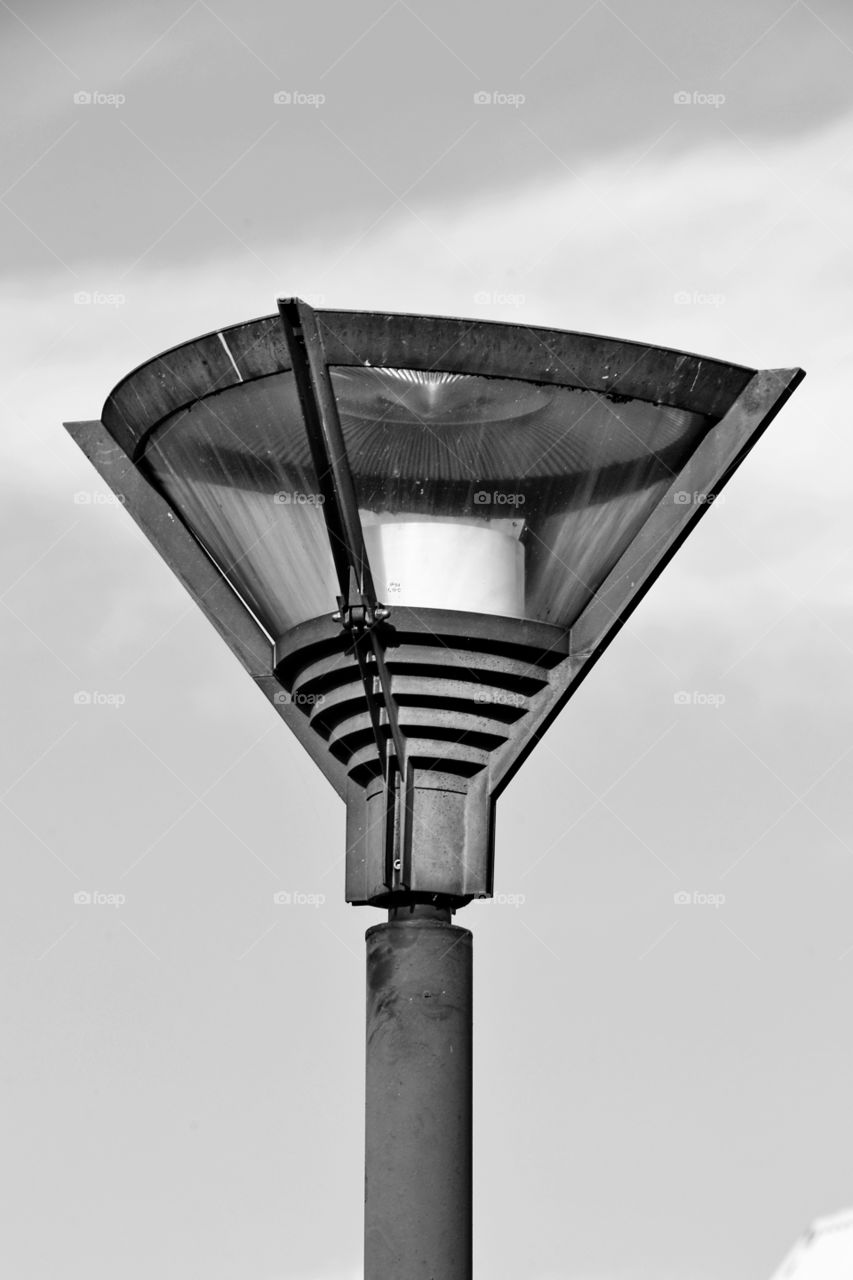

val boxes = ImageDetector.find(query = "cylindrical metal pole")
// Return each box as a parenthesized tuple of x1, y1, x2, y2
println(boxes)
(365, 906, 473, 1280)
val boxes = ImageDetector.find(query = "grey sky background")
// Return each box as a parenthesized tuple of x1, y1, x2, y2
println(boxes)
(2, 1, 852, 1278)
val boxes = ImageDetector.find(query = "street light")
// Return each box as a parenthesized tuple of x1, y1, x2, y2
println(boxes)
(66, 300, 804, 1280)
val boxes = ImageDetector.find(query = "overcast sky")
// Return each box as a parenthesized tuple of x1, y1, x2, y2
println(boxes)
(2, 2, 853, 1278)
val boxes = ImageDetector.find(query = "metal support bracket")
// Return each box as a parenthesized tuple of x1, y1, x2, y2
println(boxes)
(278, 298, 410, 892)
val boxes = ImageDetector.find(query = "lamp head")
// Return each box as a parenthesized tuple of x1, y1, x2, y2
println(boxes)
(66, 302, 804, 909)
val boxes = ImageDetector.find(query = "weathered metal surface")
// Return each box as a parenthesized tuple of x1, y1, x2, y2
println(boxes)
(274, 607, 570, 674)
(365, 915, 472, 1280)
(100, 309, 756, 460)
(275, 609, 567, 905)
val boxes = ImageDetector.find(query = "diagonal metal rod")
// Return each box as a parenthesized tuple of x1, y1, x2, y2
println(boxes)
(278, 298, 374, 599)
(341, 568, 397, 774)
(277, 298, 408, 789)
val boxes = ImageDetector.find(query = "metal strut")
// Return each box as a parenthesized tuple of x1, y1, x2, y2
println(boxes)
(277, 298, 410, 889)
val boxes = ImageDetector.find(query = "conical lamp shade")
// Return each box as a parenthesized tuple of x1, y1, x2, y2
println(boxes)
(68, 306, 803, 906)
(140, 364, 711, 636)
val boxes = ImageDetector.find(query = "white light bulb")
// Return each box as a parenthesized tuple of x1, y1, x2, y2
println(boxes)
(361, 512, 525, 618)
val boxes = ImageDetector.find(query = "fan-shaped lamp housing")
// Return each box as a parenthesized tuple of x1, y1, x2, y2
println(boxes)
(66, 304, 804, 908)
